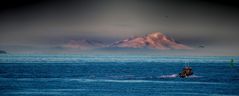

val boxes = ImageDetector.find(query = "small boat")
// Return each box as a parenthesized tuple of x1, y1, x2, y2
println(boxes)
(178, 66, 193, 78)
(230, 59, 235, 67)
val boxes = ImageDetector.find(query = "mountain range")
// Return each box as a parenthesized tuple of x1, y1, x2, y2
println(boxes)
(62, 32, 192, 50)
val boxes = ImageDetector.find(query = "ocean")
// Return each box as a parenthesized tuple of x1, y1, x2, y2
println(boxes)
(0, 54, 239, 96)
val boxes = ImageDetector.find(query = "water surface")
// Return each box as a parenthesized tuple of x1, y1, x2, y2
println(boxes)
(0, 55, 238, 96)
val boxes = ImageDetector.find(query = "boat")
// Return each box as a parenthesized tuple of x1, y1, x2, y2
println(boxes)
(178, 66, 193, 78)
(230, 59, 235, 67)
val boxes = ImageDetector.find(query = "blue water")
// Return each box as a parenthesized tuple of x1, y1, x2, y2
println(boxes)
(0, 54, 239, 96)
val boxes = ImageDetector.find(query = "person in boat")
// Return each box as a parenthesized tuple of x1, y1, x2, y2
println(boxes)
(178, 66, 193, 78)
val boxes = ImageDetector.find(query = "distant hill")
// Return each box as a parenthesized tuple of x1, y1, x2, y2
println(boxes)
(109, 32, 192, 50)
(61, 39, 106, 50)
(0, 50, 7, 54)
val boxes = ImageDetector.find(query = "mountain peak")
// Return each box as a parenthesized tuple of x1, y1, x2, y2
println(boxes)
(111, 32, 192, 50)
(147, 32, 164, 37)
(145, 32, 175, 42)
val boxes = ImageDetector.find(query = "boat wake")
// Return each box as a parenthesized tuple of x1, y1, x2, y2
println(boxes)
(160, 74, 178, 78)
(160, 74, 202, 78)
(188, 75, 203, 78)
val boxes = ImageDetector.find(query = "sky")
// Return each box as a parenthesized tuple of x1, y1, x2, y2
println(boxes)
(0, 0, 239, 55)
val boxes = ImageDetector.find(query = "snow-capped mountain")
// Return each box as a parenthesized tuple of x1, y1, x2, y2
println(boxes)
(110, 32, 192, 50)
